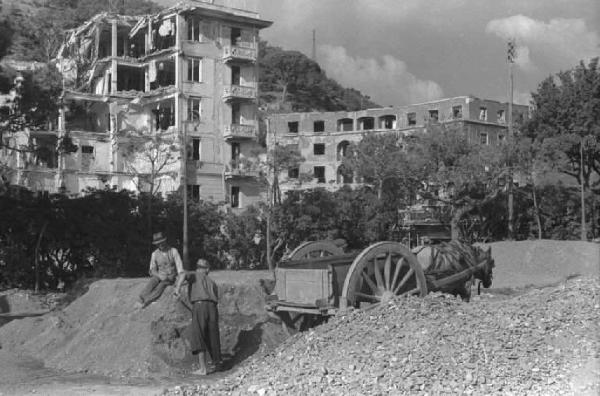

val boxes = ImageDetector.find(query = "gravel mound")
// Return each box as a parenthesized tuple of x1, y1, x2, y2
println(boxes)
(164, 276, 600, 395)
(0, 272, 286, 378)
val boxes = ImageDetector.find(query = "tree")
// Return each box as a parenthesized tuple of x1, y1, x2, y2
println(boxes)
(343, 132, 423, 201)
(522, 57, 600, 238)
(418, 123, 512, 240)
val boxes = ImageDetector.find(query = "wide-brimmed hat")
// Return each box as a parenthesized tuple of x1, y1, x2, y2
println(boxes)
(152, 232, 167, 245)
(196, 259, 210, 269)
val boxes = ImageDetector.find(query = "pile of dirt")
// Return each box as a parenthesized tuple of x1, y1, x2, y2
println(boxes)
(164, 276, 600, 395)
(481, 240, 599, 289)
(0, 271, 287, 378)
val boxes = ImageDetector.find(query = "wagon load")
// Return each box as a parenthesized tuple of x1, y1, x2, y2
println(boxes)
(265, 240, 494, 332)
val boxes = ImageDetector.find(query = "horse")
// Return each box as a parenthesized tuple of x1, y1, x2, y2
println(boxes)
(412, 241, 494, 302)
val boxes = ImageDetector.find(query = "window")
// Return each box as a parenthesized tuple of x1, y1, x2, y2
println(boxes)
(231, 142, 240, 162)
(287, 121, 298, 133)
(81, 145, 94, 154)
(497, 110, 505, 123)
(231, 65, 241, 85)
(230, 186, 240, 208)
(337, 118, 353, 131)
(498, 134, 505, 142)
(288, 167, 299, 179)
(188, 97, 201, 121)
(479, 107, 487, 121)
(380, 115, 396, 129)
(314, 120, 325, 132)
(231, 102, 241, 124)
(314, 166, 325, 183)
(313, 143, 325, 155)
(358, 117, 374, 130)
(429, 110, 439, 122)
(480, 132, 489, 145)
(407, 112, 416, 126)
(231, 27, 241, 45)
(187, 18, 202, 41)
(192, 138, 200, 160)
(187, 184, 200, 201)
(187, 58, 202, 82)
(452, 105, 463, 119)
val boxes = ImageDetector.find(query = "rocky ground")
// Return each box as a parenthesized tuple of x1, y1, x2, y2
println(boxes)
(163, 276, 600, 396)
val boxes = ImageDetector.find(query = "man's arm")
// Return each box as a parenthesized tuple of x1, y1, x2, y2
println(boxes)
(149, 251, 160, 278)
(174, 271, 191, 297)
(172, 248, 184, 274)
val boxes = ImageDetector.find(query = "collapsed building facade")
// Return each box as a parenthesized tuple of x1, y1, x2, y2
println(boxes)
(3, 0, 272, 209)
(267, 96, 530, 195)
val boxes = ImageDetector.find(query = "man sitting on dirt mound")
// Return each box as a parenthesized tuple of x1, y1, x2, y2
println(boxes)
(135, 232, 184, 309)
(174, 258, 222, 375)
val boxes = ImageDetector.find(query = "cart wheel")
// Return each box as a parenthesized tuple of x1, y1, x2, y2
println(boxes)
(341, 241, 427, 309)
(287, 241, 344, 260)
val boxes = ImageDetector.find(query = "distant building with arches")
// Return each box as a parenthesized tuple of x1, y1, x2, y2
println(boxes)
(267, 96, 529, 195)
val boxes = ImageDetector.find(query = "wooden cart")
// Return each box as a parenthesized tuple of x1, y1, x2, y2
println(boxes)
(265, 240, 491, 332)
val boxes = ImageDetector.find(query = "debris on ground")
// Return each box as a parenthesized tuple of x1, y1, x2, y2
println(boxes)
(163, 276, 600, 396)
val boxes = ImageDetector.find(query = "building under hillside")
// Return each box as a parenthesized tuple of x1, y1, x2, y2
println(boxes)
(2, 0, 272, 209)
(267, 96, 530, 194)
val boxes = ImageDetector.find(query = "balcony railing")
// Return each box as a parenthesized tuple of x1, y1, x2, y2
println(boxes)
(222, 45, 257, 63)
(224, 124, 257, 140)
(223, 85, 256, 101)
(224, 164, 259, 179)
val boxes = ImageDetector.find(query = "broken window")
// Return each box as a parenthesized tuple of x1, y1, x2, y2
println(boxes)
(117, 65, 144, 91)
(187, 58, 202, 82)
(231, 142, 241, 163)
(407, 112, 416, 126)
(81, 145, 94, 154)
(81, 145, 94, 171)
(337, 141, 350, 161)
(313, 143, 325, 155)
(152, 101, 175, 131)
(231, 65, 241, 85)
(314, 120, 325, 132)
(188, 97, 201, 122)
(187, 17, 202, 41)
(497, 110, 505, 123)
(231, 27, 242, 46)
(337, 118, 353, 131)
(192, 138, 200, 160)
(153, 18, 176, 51)
(288, 167, 299, 179)
(358, 117, 374, 130)
(380, 115, 396, 129)
(187, 184, 200, 201)
(480, 132, 489, 145)
(428, 110, 439, 122)
(479, 107, 487, 121)
(230, 186, 240, 208)
(452, 105, 463, 119)
(287, 121, 299, 133)
(150, 59, 175, 89)
(314, 166, 326, 183)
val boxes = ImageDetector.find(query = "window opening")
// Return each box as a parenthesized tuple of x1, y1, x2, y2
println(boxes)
(313, 143, 325, 155)
(479, 107, 487, 121)
(188, 97, 201, 122)
(187, 58, 202, 82)
(287, 121, 298, 133)
(231, 186, 240, 208)
(314, 166, 326, 183)
(407, 112, 416, 126)
(314, 120, 325, 132)
(452, 105, 463, 119)
(192, 138, 200, 160)
(187, 184, 200, 201)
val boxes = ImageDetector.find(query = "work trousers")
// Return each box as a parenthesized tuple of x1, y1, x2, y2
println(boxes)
(188, 300, 221, 364)
(139, 276, 172, 305)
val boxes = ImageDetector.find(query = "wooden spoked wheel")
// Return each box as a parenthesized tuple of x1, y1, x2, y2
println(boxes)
(287, 241, 344, 260)
(341, 242, 427, 309)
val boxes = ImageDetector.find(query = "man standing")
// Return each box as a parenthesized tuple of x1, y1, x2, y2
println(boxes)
(174, 258, 221, 375)
(136, 232, 184, 309)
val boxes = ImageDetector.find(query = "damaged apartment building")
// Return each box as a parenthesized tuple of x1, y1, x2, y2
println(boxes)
(268, 96, 530, 195)
(3, 0, 272, 209)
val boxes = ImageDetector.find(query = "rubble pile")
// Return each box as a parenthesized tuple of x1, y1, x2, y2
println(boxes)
(165, 277, 600, 395)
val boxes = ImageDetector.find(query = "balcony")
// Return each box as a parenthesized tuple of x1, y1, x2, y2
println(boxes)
(224, 124, 257, 140)
(224, 165, 260, 180)
(222, 45, 257, 63)
(223, 85, 256, 102)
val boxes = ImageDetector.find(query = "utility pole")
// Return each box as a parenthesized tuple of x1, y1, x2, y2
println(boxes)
(506, 39, 516, 240)
(581, 137, 586, 240)
(182, 125, 189, 269)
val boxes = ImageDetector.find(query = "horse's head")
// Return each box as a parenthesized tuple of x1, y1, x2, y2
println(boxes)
(475, 246, 494, 288)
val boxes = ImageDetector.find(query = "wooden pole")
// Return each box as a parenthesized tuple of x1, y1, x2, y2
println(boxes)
(507, 39, 515, 240)
(581, 137, 586, 241)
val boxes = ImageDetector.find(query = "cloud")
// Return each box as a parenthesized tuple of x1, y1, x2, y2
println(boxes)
(317, 44, 444, 106)
(485, 15, 600, 71)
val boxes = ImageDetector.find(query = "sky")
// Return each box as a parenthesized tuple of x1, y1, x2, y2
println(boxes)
(158, 0, 600, 107)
